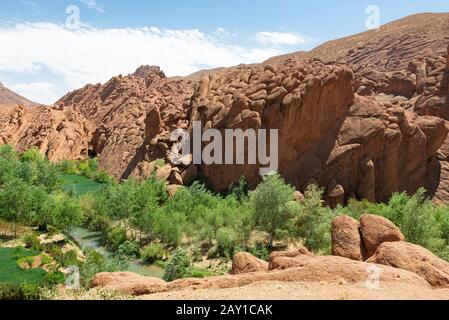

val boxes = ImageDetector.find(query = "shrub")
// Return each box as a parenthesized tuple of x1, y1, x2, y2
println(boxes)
(22, 233, 42, 251)
(116, 240, 140, 258)
(104, 227, 128, 252)
(248, 243, 270, 261)
(79, 249, 129, 288)
(141, 243, 166, 263)
(163, 249, 190, 282)
(60, 249, 80, 268)
(43, 271, 65, 285)
(0, 283, 24, 300)
(0, 283, 40, 300)
(216, 227, 237, 257)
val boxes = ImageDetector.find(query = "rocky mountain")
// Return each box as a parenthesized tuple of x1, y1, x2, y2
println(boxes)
(0, 82, 37, 107)
(1, 13, 449, 205)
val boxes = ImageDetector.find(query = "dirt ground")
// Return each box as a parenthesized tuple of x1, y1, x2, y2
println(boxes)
(142, 281, 449, 300)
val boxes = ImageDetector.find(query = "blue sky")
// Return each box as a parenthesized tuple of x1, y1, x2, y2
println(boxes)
(0, 0, 448, 104)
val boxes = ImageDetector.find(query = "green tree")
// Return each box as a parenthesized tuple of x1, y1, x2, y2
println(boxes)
(0, 180, 35, 237)
(251, 173, 296, 248)
(51, 193, 82, 236)
(163, 248, 190, 282)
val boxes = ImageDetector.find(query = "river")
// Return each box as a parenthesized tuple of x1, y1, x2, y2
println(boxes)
(71, 227, 164, 278)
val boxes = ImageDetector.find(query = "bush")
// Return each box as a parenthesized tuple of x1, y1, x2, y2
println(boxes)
(0, 283, 40, 300)
(22, 233, 42, 251)
(104, 227, 128, 252)
(295, 185, 334, 254)
(43, 271, 65, 285)
(247, 243, 270, 261)
(79, 250, 129, 288)
(163, 249, 190, 282)
(60, 249, 80, 268)
(216, 227, 237, 257)
(116, 240, 140, 258)
(141, 243, 166, 263)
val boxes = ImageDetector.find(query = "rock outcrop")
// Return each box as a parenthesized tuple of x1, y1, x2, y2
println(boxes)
(360, 214, 405, 258)
(368, 242, 449, 288)
(0, 105, 90, 162)
(331, 214, 406, 261)
(231, 252, 268, 275)
(331, 215, 365, 261)
(0, 82, 37, 107)
(93, 254, 431, 296)
(91, 272, 167, 296)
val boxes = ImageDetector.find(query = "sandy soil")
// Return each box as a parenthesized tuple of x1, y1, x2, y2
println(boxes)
(142, 281, 449, 300)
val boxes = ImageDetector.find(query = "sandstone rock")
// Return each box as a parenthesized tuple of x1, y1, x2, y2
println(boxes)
(155, 164, 172, 182)
(331, 215, 365, 261)
(167, 184, 183, 197)
(367, 241, 449, 288)
(231, 252, 268, 275)
(293, 191, 304, 202)
(326, 182, 345, 208)
(360, 214, 405, 258)
(93, 256, 430, 296)
(265, 254, 428, 289)
(91, 272, 167, 296)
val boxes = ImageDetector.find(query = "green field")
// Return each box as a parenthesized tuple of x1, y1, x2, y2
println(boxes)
(0, 248, 47, 285)
(61, 174, 105, 196)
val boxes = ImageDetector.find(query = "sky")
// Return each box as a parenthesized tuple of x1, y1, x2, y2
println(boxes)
(0, 0, 448, 104)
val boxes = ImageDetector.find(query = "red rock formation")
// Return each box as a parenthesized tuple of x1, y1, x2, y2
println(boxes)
(0, 105, 90, 162)
(368, 242, 449, 288)
(1, 13, 449, 204)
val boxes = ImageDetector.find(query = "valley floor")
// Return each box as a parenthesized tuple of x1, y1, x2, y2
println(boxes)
(142, 281, 449, 300)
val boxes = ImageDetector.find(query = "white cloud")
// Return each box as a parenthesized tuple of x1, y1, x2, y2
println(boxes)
(0, 23, 309, 104)
(80, 0, 105, 13)
(7, 82, 59, 104)
(256, 31, 309, 46)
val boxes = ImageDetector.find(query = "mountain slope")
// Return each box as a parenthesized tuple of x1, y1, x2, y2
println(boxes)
(0, 82, 38, 107)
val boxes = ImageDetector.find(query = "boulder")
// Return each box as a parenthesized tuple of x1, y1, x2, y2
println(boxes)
(231, 252, 268, 275)
(167, 184, 183, 197)
(91, 272, 167, 295)
(155, 164, 172, 182)
(367, 241, 449, 288)
(360, 214, 405, 258)
(331, 215, 365, 261)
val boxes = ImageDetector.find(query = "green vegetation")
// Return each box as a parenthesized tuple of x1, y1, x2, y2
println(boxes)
(0, 247, 47, 285)
(163, 248, 190, 282)
(61, 174, 105, 196)
(3, 144, 449, 298)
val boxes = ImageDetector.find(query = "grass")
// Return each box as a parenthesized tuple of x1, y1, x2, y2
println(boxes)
(0, 247, 47, 285)
(61, 174, 105, 196)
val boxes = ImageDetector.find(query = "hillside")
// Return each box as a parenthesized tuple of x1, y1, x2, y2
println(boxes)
(0, 82, 37, 107)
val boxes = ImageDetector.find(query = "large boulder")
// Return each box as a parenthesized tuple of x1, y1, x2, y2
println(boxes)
(91, 272, 167, 295)
(360, 214, 405, 258)
(331, 214, 365, 261)
(231, 252, 268, 275)
(367, 241, 449, 288)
